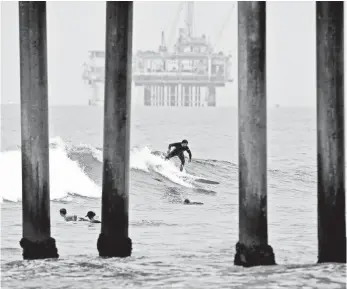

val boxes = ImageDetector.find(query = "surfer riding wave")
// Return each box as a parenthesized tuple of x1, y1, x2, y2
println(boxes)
(165, 139, 192, 172)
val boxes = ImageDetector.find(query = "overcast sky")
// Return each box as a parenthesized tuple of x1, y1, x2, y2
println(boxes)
(1, 1, 329, 107)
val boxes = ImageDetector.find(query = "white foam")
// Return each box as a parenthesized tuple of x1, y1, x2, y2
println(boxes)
(0, 140, 195, 203)
(130, 147, 194, 188)
(78, 143, 196, 187)
(0, 139, 100, 203)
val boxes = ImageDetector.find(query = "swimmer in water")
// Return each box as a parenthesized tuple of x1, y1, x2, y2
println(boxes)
(79, 211, 101, 223)
(59, 208, 78, 222)
(183, 198, 203, 205)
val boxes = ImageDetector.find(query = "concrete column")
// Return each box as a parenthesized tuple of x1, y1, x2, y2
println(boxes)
(19, 1, 58, 260)
(177, 84, 181, 107)
(157, 85, 161, 106)
(97, 1, 133, 258)
(155, 86, 157, 106)
(156, 86, 159, 106)
(235, 1, 275, 267)
(151, 86, 155, 106)
(160, 85, 164, 106)
(164, 86, 166, 106)
(190, 90, 193, 107)
(316, 1, 346, 263)
(197, 86, 201, 106)
(155, 86, 158, 106)
(167, 86, 170, 106)
(183, 84, 185, 106)
(159, 86, 161, 106)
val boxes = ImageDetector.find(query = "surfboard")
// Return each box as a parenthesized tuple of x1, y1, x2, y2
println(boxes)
(194, 178, 220, 185)
(179, 174, 219, 185)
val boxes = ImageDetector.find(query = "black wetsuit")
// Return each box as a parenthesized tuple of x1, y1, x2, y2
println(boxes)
(165, 142, 192, 166)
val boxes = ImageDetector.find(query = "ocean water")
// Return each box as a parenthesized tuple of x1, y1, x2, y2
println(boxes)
(1, 104, 346, 289)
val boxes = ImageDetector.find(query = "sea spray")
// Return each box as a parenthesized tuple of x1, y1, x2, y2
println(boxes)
(0, 138, 197, 202)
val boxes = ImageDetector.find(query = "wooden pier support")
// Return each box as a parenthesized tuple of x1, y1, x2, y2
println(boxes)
(97, 1, 133, 258)
(19, 2, 58, 260)
(235, 2, 275, 267)
(316, 2, 346, 263)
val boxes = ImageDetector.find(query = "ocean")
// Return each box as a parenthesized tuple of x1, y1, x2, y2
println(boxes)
(1, 104, 346, 288)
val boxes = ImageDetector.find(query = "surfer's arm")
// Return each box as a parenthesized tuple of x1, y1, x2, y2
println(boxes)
(167, 142, 180, 154)
(186, 147, 192, 161)
(168, 142, 180, 150)
(90, 219, 101, 224)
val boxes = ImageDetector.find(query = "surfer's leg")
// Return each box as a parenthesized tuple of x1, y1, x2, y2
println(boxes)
(166, 150, 177, 160)
(165, 152, 172, 160)
(178, 153, 185, 171)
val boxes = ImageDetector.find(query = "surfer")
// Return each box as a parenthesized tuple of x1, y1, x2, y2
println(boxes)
(183, 198, 203, 205)
(59, 208, 79, 222)
(79, 211, 101, 223)
(165, 139, 192, 172)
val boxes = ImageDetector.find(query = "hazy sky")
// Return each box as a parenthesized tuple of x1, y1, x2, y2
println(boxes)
(1, 1, 325, 107)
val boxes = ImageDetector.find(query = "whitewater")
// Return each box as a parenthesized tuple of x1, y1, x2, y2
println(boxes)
(0, 137, 200, 203)
(1, 105, 346, 289)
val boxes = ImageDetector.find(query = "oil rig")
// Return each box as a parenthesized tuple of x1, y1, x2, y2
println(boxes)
(82, 2, 233, 107)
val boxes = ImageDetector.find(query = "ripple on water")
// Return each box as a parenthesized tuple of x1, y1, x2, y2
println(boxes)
(1, 254, 346, 289)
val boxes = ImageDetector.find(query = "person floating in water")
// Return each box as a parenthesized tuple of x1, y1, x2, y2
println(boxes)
(59, 208, 79, 222)
(183, 198, 203, 205)
(79, 211, 101, 223)
(165, 139, 192, 172)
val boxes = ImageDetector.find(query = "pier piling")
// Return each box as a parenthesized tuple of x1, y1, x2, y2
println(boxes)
(316, 2, 346, 263)
(97, 1, 133, 258)
(19, 1, 58, 260)
(235, 2, 275, 267)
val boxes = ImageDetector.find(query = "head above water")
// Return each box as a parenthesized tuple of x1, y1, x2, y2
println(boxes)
(85, 211, 96, 220)
(60, 208, 67, 216)
(184, 199, 190, 204)
(181, 139, 188, 147)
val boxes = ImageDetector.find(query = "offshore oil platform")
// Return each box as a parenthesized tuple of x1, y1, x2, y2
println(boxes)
(82, 2, 233, 107)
